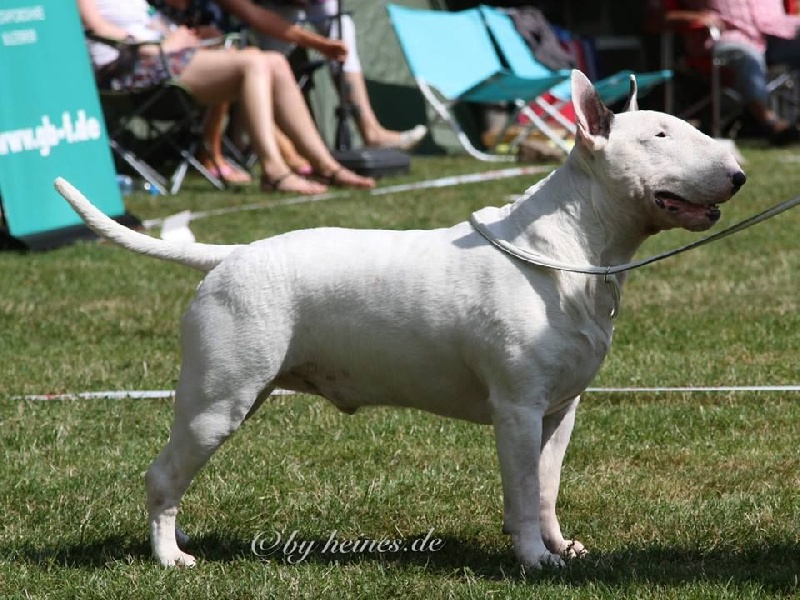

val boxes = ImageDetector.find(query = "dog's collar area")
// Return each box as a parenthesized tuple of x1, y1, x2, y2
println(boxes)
(469, 213, 622, 319)
(470, 191, 800, 320)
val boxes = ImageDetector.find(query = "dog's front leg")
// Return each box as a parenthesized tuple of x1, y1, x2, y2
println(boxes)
(539, 396, 586, 559)
(492, 401, 565, 569)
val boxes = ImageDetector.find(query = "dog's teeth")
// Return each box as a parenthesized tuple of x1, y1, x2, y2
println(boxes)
(655, 198, 665, 209)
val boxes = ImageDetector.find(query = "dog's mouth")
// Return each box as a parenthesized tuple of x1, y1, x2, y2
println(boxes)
(654, 191, 721, 223)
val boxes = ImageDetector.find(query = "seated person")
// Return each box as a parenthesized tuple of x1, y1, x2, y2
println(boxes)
(239, 0, 427, 150)
(151, 0, 338, 178)
(78, 0, 375, 194)
(664, 0, 800, 145)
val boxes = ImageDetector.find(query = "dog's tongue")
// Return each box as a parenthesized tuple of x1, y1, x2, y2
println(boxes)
(658, 194, 718, 218)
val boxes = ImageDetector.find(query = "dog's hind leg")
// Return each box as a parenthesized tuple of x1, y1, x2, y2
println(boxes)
(538, 396, 586, 559)
(145, 373, 275, 567)
(169, 381, 276, 554)
(145, 303, 282, 567)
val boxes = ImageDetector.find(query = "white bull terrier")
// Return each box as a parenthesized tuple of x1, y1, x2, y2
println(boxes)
(55, 70, 745, 570)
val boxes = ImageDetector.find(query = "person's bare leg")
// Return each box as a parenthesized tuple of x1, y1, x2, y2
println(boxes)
(275, 126, 312, 175)
(264, 55, 374, 189)
(747, 100, 799, 145)
(345, 72, 398, 146)
(313, 4, 425, 151)
(179, 48, 327, 194)
(198, 102, 252, 184)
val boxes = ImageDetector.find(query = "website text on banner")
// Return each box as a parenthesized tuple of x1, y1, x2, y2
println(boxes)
(0, 1, 124, 245)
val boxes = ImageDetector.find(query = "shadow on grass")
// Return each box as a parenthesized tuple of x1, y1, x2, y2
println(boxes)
(7, 532, 798, 593)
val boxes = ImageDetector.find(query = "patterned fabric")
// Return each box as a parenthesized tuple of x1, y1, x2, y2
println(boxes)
(108, 47, 197, 91)
(682, 0, 800, 53)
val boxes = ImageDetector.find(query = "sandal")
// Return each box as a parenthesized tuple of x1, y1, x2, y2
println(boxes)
(314, 167, 375, 190)
(260, 171, 327, 196)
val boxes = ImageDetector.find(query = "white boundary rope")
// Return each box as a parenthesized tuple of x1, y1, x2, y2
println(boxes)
(19, 389, 295, 401)
(586, 385, 800, 393)
(16, 385, 800, 401)
(142, 165, 553, 230)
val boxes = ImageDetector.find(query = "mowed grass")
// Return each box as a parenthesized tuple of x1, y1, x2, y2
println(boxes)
(1, 149, 799, 599)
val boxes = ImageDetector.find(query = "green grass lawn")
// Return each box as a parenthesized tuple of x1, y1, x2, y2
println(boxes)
(1, 148, 799, 599)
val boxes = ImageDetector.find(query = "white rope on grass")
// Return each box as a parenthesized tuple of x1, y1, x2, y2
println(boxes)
(17, 384, 800, 401)
(587, 385, 800, 393)
(143, 165, 553, 230)
(19, 389, 294, 401)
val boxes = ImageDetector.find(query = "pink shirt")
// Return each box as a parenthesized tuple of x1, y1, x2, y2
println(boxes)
(683, 0, 800, 52)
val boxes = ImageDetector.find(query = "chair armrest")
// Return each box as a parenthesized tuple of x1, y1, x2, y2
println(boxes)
(84, 30, 164, 51)
(85, 30, 173, 87)
(660, 12, 721, 41)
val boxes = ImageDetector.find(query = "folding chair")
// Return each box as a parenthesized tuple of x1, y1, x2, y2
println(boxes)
(89, 34, 227, 194)
(386, 4, 570, 161)
(479, 5, 672, 148)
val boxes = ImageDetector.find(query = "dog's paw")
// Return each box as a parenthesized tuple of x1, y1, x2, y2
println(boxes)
(545, 536, 587, 560)
(157, 549, 197, 568)
(515, 540, 566, 570)
(561, 539, 587, 559)
(523, 550, 565, 570)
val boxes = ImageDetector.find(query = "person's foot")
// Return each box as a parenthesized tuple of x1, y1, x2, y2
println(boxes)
(769, 123, 800, 146)
(261, 171, 327, 195)
(366, 125, 427, 151)
(288, 160, 313, 176)
(202, 159, 252, 185)
(314, 167, 375, 189)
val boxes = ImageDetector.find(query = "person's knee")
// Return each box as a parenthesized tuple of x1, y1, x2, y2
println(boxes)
(261, 51, 294, 80)
(235, 47, 286, 77)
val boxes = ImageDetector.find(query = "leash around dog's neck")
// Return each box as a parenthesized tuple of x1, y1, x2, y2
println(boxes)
(470, 193, 800, 320)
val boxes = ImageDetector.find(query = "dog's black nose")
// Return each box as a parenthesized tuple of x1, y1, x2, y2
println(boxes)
(731, 170, 746, 193)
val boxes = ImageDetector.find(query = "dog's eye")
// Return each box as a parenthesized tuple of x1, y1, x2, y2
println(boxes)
(655, 131, 667, 138)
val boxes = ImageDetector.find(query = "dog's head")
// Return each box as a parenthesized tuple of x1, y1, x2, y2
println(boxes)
(570, 70, 746, 234)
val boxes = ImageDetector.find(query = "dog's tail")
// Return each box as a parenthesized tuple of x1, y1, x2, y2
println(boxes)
(54, 177, 239, 272)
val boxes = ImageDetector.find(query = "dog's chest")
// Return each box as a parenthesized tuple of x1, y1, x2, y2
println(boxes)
(510, 273, 614, 407)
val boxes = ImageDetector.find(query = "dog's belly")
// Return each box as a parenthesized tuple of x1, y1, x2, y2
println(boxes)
(275, 351, 493, 423)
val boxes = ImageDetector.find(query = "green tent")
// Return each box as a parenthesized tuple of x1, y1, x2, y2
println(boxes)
(304, 0, 482, 155)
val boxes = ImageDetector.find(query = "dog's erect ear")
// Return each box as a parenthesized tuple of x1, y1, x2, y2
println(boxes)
(571, 69, 613, 151)
(623, 74, 638, 112)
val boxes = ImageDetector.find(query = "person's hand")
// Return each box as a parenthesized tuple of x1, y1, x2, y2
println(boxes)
(317, 38, 348, 62)
(161, 26, 201, 52)
(194, 25, 223, 40)
(691, 11, 725, 32)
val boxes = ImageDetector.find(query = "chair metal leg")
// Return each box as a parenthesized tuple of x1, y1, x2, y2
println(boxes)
(417, 79, 513, 162)
(711, 54, 722, 138)
(514, 102, 572, 155)
(108, 138, 169, 195)
(661, 32, 675, 115)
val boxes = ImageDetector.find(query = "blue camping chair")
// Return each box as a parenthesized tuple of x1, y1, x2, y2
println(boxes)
(386, 4, 571, 161)
(479, 5, 672, 148)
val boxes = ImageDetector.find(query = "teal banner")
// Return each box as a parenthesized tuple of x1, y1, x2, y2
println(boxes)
(0, 0, 124, 240)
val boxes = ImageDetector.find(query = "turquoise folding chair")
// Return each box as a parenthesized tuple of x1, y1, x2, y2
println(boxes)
(386, 4, 571, 161)
(479, 5, 672, 146)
